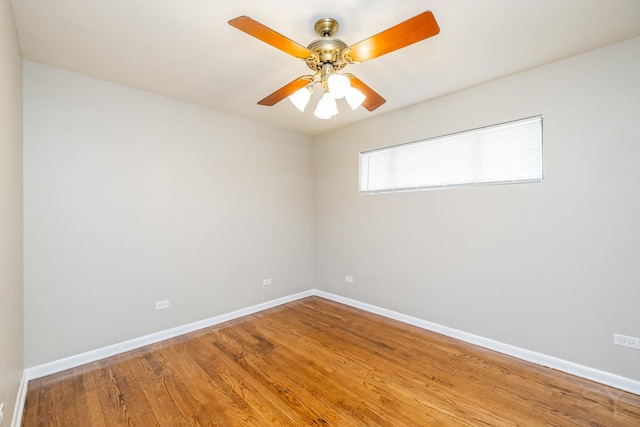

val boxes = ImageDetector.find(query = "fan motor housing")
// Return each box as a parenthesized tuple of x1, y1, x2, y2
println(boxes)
(305, 18, 349, 71)
(306, 38, 348, 71)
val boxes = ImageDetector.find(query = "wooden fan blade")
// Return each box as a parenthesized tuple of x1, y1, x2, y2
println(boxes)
(229, 16, 314, 60)
(258, 76, 314, 106)
(346, 74, 386, 111)
(346, 11, 439, 63)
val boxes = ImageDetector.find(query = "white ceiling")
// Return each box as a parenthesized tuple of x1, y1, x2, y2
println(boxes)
(11, 0, 640, 136)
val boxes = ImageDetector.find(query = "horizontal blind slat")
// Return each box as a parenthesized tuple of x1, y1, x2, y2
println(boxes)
(359, 116, 543, 193)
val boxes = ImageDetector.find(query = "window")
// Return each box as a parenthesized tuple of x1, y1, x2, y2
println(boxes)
(359, 116, 543, 194)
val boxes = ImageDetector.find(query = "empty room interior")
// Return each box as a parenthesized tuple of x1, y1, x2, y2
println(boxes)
(2, 0, 640, 425)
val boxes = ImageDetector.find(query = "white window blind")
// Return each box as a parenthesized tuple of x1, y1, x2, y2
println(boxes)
(359, 116, 543, 194)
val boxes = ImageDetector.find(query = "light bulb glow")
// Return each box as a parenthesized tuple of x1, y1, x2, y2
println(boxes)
(288, 86, 312, 112)
(345, 87, 366, 110)
(314, 92, 338, 119)
(328, 74, 350, 99)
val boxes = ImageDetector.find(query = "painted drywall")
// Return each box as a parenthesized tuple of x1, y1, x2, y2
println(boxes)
(0, 0, 23, 423)
(314, 37, 640, 381)
(23, 62, 314, 367)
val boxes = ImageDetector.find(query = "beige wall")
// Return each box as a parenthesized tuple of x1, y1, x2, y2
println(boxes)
(0, 0, 23, 423)
(314, 37, 640, 380)
(23, 62, 314, 367)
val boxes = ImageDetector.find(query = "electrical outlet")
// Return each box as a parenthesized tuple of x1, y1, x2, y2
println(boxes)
(345, 276, 354, 283)
(614, 334, 640, 349)
(155, 300, 170, 310)
(263, 278, 272, 286)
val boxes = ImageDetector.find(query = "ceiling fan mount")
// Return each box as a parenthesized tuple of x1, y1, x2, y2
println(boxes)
(314, 18, 340, 38)
(228, 11, 440, 117)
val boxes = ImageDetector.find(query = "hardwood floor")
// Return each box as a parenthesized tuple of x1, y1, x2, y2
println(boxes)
(22, 297, 640, 426)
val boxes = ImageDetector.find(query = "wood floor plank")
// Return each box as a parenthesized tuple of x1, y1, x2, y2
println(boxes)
(22, 297, 640, 426)
(210, 323, 336, 425)
(246, 309, 447, 425)
(159, 337, 265, 426)
(261, 304, 516, 425)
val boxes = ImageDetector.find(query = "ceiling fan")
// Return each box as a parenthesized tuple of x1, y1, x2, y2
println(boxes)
(228, 11, 440, 119)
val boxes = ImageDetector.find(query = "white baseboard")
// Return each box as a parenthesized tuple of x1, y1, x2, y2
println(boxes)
(10, 371, 27, 427)
(314, 290, 640, 396)
(25, 290, 313, 380)
(24, 288, 640, 397)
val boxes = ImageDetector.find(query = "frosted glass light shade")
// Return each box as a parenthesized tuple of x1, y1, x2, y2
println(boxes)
(314, 92, 338, 119)
(288, 86, 312, 111)
(328, 74, 350, 99)
(345, 87, 366, 110)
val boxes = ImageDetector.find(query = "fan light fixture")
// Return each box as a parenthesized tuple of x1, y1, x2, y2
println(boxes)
(288, 64, 366, 119)
(328, 73, 350, 99)
(289, 85, 313, 111)
(229, 12, 441, 118)
(345, 86, 366, 110)
(314, 91, 339, 119)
